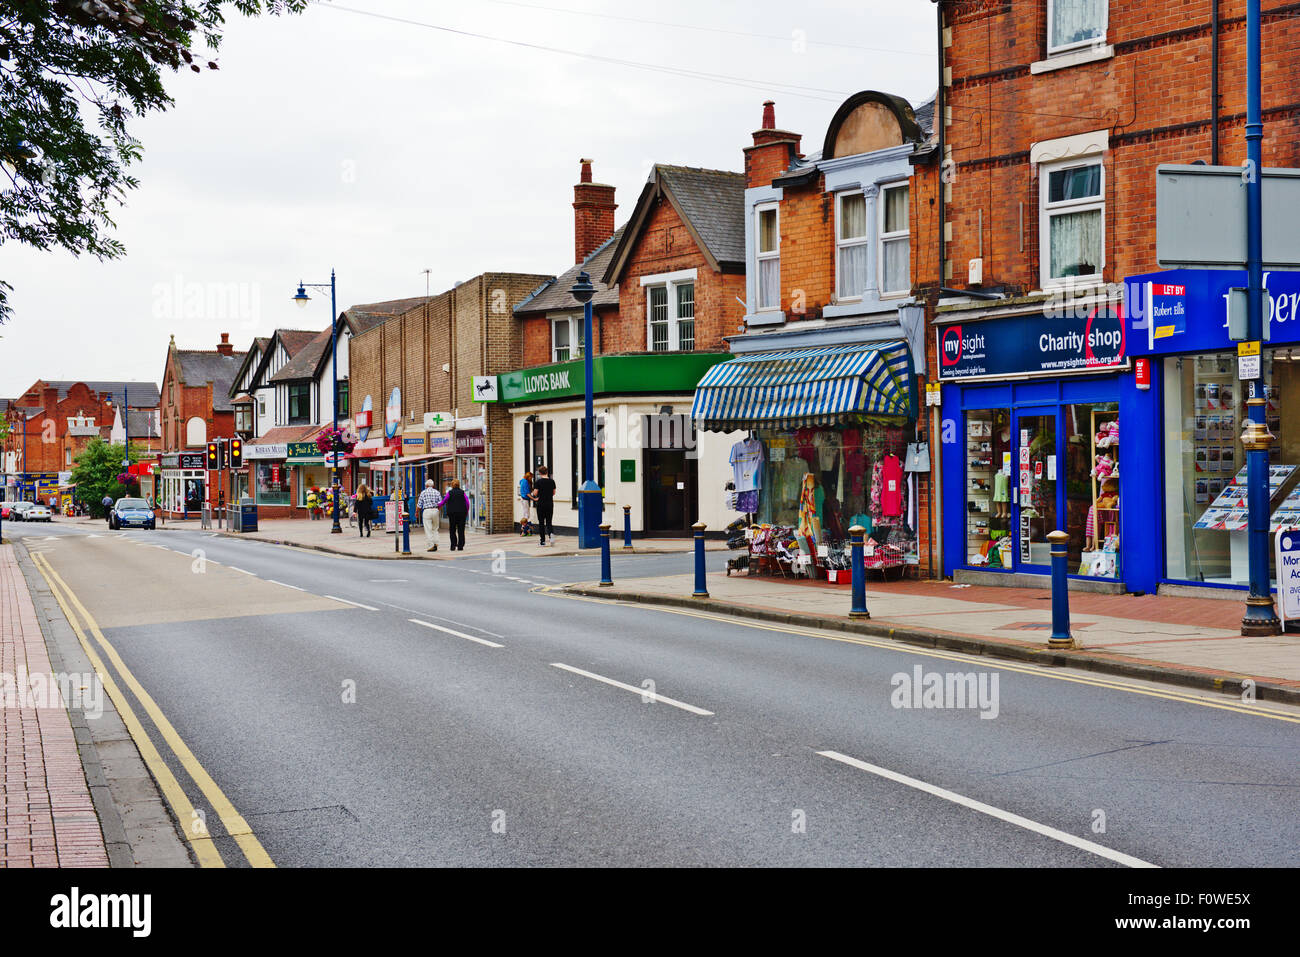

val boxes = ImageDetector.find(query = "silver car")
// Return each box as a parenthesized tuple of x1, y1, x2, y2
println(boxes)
(23, 503, 53, 522)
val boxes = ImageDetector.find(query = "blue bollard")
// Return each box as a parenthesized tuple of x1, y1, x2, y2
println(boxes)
(599, 523, 613, 586)
(622, 504, 633, 551)
(401, 496, 412, 555)
(1048, 529, 1073, 648)
(691, 522, 708, 598)
(848, 524, 869, 619)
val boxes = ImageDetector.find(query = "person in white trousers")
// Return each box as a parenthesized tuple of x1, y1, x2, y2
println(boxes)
(415, 479, 443, 552)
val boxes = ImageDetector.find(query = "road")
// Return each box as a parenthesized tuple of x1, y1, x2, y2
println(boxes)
(8, 518, 1299, 867)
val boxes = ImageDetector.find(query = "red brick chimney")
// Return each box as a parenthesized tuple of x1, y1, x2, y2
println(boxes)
(216, 332, 234, 356)
(744, 100, 803, 189)
(572, 158, 617, 264)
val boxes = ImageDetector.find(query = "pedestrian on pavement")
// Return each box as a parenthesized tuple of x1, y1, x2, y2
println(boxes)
(532, 466, 556, 546)
(442, 478, 469, 551)
(101, 494, 113, 523)
(356, 483, 374, 537)
(347, 491, 358, 529)
(416, 479, 442, 552)
(518, 471, 533, 536)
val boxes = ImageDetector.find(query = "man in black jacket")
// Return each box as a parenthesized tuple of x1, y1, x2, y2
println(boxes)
(532, 466, 556, 546)
(442, 479, 470, 551)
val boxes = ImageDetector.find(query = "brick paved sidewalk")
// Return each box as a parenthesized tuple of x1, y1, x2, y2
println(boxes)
(569, 571, 1300, 702)
(0, 544, 108, 868)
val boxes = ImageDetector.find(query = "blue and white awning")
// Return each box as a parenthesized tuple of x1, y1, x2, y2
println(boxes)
(690, 342, 913, 432)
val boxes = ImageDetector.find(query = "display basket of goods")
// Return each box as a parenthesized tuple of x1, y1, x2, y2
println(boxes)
(862, 541, 906, 582)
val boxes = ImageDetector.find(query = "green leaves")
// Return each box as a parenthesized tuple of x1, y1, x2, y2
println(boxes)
(70, 436, 140, 516)
(0, 1, 307, 323)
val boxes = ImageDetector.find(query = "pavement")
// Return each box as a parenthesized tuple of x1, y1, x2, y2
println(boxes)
(0, 544, 108, 867)
(67, 514, 729, 561)
(4, 518, 1295, 868)
(565, 571, 1300, 705)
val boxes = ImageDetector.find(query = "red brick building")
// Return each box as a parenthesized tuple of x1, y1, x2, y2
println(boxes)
(924, 0, 1300, 593)
(504, 160, 747, 536)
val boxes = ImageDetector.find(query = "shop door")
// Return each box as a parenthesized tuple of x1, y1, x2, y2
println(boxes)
(1012, 407, 1057, 572)
(457, 456, 486, 529)
(642, 449, 698, 536)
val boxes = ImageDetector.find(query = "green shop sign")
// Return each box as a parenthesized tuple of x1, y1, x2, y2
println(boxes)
(499, 353, 729, 404)
(286, 441, 323, 463)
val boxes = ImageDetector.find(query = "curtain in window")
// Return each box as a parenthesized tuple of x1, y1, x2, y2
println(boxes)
(554, 321, 570, 361)
(839, 193, 866, 239)
(1051, 0, 1104, 48)
(881, 237, 910, 294)
(1049, 208, 1102, 278)
(758, 257, 779, 309)
(883, 187, 908, 232)
(838, 244, 867, 299)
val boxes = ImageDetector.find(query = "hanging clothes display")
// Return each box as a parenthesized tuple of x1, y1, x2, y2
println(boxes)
(797, 473, 821, 544)
(881, 454, 904, 518)
(729, 436, 764, 492)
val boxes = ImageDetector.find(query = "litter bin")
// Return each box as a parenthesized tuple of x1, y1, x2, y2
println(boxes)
(233, 499, 257, 533)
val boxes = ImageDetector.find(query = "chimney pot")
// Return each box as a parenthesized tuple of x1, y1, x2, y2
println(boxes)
(579, 158, 593, 183)
(762, 100, 775, 130)
(216, 332, 234, 356)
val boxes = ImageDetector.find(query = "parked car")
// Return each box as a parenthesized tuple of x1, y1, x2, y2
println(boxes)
(0, 502, 14, 520)
(109, 497, 156, 530)
(21, 503, 52, 522)
(7, 501, 36, 521)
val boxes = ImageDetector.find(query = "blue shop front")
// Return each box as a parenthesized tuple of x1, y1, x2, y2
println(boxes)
(1123, 268, 1300, 595)
(937, 302, 1132, 588)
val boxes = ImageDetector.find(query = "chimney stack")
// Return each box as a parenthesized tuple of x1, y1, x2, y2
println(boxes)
(216, 332, 234, 356)
(744, 100, 803, 189)
(572, 158, 617, 264)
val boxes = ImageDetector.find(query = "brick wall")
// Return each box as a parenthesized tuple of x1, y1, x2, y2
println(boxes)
(940, 0, 1300, 298)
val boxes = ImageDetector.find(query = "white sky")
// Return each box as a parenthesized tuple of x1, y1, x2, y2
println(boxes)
(0, 0, 936, 398)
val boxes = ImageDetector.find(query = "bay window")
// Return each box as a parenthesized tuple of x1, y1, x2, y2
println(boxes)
(836, 192, 868, 301)
(755, 205, 780, 311)
(879, 184, 910, 297)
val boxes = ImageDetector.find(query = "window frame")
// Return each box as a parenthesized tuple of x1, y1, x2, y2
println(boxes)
(835, 190, 870, 302)
(287, 382, 311, 425)
(754, 203, 781, 312)
(877, 182, 911, 299)
(1038, 155, 1106, 290)
(644, 276, 697, 353)
(550, 315, 584, 363)
(1046, 0, 1108, 57)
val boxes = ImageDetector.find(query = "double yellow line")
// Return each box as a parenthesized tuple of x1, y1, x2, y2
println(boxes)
(539, 585, 1300, 725)
(32, 552, 275, 868)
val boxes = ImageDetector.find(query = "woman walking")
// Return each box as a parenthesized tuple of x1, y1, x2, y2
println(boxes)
(442, 478, 470, 551)
(518, 471, 533, 536)
(355, 482, 374, 538)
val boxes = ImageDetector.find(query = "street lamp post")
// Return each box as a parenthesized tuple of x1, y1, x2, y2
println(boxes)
(293, 270, 343, 534)
(571, 271, 602, 548)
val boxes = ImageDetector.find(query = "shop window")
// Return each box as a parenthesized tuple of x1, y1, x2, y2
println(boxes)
(1040, 157, 1104, 288)
(836, 192, 868, 301)
(570, 417, 605, 509)
(755, 205, 780, 311)
(1164, 352, 1293, 586)
(1048, 0, 1107, 56)
(878, 184, 910, 297)
(1066, 402, 1119, 578)
(964, 410, 1011, 568)
(298, 466, 331, 507)
(255, 462, 291, 506)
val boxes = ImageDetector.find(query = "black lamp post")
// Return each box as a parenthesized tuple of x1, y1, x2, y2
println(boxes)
(292, 271, 343, 534)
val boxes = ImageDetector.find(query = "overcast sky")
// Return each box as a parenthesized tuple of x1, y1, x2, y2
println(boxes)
(1, 0, 936, 398)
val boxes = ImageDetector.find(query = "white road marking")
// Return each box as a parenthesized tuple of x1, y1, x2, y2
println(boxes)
(368, 579, 409, 583)
(816, 750, 1158, 869)
(325, 595, 378, 611)
(266, 579, 306, 592)
(409, 619, 503, 648)
(549, 663, 714, 716)
(228, 566, 255, 576)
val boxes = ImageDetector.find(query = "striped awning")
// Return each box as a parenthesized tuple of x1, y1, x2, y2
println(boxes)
(690, 342, 913, 432)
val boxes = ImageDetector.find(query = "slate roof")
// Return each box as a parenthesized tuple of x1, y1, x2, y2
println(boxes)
(604, 165, 746, 285)
(176, 351, 246, 412)
(914, 95, 936, 137)
(270, 327, 332, 383)
(514, 226, 625, 316)
(258, 425, 324, 445)
(120, 407, 161, 438)
(36, 381, 160, 407)
(343, 297, 431, 335)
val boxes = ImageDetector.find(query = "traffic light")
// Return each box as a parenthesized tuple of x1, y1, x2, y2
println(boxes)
(206, 442, 218, 469)
(229, 438, 242, 469)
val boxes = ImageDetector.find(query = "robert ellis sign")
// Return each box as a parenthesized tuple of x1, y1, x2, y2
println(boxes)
(936, 309, 1127, 381)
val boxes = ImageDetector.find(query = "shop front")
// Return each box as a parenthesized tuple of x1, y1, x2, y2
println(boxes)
(1124, 268, 1300, 595)
(158, 452, 206, 516)
(693, 340, 921, 574)
(501, 353, 736, 537)
(455, 418, 488, 530)
(937, 304, 1129, 588)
